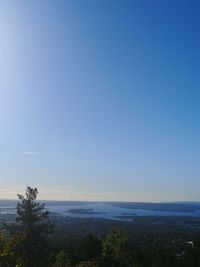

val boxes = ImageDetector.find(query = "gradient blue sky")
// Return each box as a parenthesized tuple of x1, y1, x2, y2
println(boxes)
(0, 0, 200, 201)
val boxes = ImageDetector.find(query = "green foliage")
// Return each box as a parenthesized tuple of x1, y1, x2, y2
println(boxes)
(102, 228, 132, 267)
(0, 234, 26, 267)
(52, 250, 72, 267)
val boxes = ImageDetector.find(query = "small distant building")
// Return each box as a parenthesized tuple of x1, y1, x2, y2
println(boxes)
(186, 241, 194, 248)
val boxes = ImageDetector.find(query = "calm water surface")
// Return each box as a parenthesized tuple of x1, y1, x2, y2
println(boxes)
(0, 200, 200, 220)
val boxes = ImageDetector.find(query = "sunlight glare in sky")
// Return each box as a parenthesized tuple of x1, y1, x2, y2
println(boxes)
(0, 1, 200, 201)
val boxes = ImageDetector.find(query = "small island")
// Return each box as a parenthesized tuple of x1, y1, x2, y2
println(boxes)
(66, 208, 105, 215)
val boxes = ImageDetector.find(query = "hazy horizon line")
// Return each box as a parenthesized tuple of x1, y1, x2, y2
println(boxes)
(0, 197, 199, 204)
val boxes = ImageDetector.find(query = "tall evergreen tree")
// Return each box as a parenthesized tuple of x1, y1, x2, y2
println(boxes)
(4, 186, 52, 267)
(16, 186, 50, 235)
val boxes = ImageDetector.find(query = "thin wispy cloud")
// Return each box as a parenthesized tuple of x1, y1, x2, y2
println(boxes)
(22, 151, 40, 156)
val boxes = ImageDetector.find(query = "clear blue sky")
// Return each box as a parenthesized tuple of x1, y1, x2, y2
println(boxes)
(0, 0, 199, 201)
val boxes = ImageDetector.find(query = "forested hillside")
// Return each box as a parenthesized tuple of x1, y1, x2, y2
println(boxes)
(0, 187, 200, 267)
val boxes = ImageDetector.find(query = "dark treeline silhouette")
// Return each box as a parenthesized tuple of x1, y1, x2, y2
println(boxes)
(0, 187, 200, 267)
